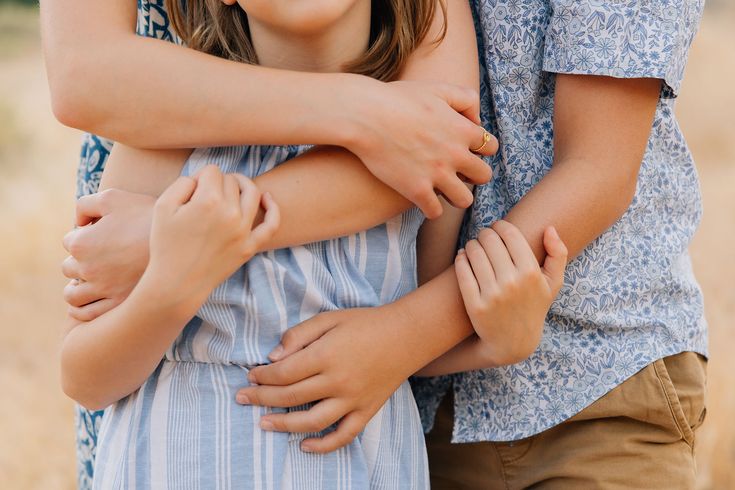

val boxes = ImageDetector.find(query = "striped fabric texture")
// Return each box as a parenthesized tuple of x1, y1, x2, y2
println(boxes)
(91, 145, 429, 489)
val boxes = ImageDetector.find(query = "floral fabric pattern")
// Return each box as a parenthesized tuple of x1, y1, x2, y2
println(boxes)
(411, 0, 707, 442)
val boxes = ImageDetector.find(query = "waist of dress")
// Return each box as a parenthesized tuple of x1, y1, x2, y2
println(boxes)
(162, 356, 270, 371)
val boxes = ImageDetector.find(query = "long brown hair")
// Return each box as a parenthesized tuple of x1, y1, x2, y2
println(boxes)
(165, 0, 447, 82)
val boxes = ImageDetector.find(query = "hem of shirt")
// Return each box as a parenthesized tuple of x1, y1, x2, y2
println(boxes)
(449, 345, 709, 444)
(541, 60, 679, 99)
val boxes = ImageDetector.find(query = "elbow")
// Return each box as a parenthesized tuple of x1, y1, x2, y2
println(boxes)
(60, 346, 111, 411)
(61, 373, 111, 412)
(45, 47, 108, 132)
(608, 172, 639, 223)
(47, 65, 96, 131)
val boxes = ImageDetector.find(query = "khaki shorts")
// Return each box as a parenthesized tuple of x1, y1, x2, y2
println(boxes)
(426, 352, 707, 489)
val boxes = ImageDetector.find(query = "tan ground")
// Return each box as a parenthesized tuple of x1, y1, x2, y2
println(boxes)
(0, 4, 733, 489)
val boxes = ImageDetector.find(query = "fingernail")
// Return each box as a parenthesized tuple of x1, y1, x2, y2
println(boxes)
(549, 226, 560, 239)
(236, 393, 250, 405)
(301, 443, 313, 453)
(268, 344, 284, 361)
(457, 248, 465, 255)
(260, 420, 274, 431)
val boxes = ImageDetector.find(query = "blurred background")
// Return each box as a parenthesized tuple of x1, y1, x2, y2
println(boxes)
(0, 1, 733, 488)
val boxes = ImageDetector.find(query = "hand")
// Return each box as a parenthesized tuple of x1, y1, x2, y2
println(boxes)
(62, 189, 156, 321)
(349, 79, 498, 219)
(145, 166, 279, 304)
(455, 221, 568, 365)
(235, 306, 418, 454)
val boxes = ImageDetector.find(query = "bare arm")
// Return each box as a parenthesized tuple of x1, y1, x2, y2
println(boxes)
(61, 0, 488, 320)
(40, 0, 362, 149)
(99, 144, 410, 251)
(62, 167, 279, 410)
(236, 74, 661, 453)
(41, 0, 493, 216)
(388, 75, 662, 374)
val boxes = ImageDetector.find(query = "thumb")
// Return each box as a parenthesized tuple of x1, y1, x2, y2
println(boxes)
(156, 176, 197, 211)
(437, 83, 481, 125)
(541, 226, 568, 292)
(269, 310, 340, 362)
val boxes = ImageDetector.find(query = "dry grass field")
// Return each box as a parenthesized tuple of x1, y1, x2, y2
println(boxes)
(0, 4, 733, 489)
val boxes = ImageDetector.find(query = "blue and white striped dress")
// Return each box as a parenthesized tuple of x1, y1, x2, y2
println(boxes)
(91, 145, 429, 489)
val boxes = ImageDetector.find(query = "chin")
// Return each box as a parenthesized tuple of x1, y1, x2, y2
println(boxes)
(239, 0, 366, 35)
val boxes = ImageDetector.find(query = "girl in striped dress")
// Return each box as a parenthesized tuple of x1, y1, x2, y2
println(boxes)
(61, 0, 450, 487)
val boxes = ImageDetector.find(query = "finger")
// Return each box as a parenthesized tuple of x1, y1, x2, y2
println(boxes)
(269, 310, 339, 361)
(458, 152, 492, 185)
(223, 174, 242, 216)
(157, 176, 197, 210)
(257, 398, 345, 435)
(62, 229, 77, 254)
(232, 174, 262, 228)
(68, 298, 119, 322)
(411, 181, 443, 220)
(75, 190, 114, 226)
(477, 228, 514, 281)
(191, 165, 224, 202)
(491, 220, 540, 273)
(454, 250, 481, 310)
(464, 239, 495, 294)
(468, 126, 499, 157)
(246, 192, 280, 252)
(437, 84, 481, 125)
(248, 348, 321, 386)
(63, 280, 105, 308)
(61, 255, 83, 280)
(436, 177, 474, 209)
(300, 410, 366, 454)
(236, 375, 330, 409)
(541, 226, 568, 291)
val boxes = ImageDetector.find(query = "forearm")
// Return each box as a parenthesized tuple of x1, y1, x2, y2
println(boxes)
(416, 335, 491, 376)
(504, 156, 638, 263)
(254, 147, 410, 250)
(41, 0, 359, 149)
(61, 274, 200, 410)
(101, 145, 411, 250)
(383, 267, 474, 374)
(389, 157, 638, 375)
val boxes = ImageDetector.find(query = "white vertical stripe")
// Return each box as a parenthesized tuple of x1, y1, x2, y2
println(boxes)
(149, 364, 172, 489)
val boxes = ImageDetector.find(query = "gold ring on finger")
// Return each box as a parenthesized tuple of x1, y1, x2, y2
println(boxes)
(471, 128, 492, 154)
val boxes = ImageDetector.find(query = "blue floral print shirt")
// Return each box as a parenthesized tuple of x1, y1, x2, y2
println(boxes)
(411, 0, 708, 442)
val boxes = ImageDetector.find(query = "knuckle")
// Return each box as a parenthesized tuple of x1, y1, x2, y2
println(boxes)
(305, 419, 325, 433)
(280, 329, 296, 347)
(471, 301, 490, 318)
(247, 393, 261, 406)
(500, 277, 519, 293)
(199, 196, 219, 211)
(98, 188, 118, 206)
(413, 185, 435, 205)
(62, 286, 75, 304)
(285, 390, 299, 408)
(477, 228, 494, 242)
(66, 235, 84, 256)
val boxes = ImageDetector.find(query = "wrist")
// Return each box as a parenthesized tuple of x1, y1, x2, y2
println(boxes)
(326, 74, 384, 152)
(131, 267, 205, 323)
